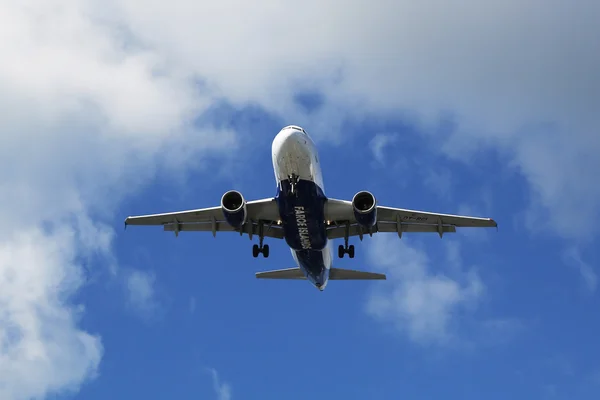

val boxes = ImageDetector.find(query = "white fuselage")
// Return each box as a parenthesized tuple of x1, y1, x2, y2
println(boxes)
(271, 126, 333, 290)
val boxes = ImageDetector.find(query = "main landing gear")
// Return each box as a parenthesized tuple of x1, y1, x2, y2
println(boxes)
(252, 224, 269, 258)
(253, 243, 269, 258)
(338, 222, 354, 258)
(338, 244, 354, 258)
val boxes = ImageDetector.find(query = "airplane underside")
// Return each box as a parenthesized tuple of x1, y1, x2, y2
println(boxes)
(123, 125, 497, 292)
(275, 177, 330, 288)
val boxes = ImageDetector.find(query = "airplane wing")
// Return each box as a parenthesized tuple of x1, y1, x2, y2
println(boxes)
(324, 199, 497, 240)
(124, 198, 284, 239)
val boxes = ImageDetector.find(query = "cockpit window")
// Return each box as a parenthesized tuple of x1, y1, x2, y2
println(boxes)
(284, 125, 306, 134)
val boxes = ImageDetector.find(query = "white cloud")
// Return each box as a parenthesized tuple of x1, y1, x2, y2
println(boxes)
(0, 1, 236, 398)
(365, 235, 485, 345)
(369, 133, 397, 164)
(422, 168, 454, 199)
(208, 368, 232, 400)
(125, 270, 159, 318)
(1, 0, 598, 396)
(563, 247, 597, 293)
(103, 0, 600, 239)
(0, 227, 103, 400)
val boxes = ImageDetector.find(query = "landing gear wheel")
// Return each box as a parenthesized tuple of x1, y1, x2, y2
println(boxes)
(338, 244, 355, 258)
(338, 245, 345, 259)
(253, 243, 269, 258)
(252, 244, 260, 258)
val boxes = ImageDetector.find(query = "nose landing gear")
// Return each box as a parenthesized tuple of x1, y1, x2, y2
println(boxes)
(288, 174, 299, 196)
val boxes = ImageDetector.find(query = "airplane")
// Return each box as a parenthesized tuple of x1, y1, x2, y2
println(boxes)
(124, 125, 497, 291)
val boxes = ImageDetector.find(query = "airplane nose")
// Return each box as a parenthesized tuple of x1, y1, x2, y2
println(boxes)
(272, 128, 306, 156)
(271, 126, 314, 183)
(276, 127, 303, 145)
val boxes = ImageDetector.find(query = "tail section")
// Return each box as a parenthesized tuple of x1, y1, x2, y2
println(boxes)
(329, 267, 386, 280)
(255, 267, 386, 280)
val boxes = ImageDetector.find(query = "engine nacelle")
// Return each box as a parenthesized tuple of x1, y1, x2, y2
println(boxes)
(221, 190, 247, 229)
(352, 191, 377, 228)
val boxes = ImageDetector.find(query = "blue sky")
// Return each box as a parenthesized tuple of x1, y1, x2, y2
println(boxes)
(63, 115, 600, 400)
(1, 1, 600, 400)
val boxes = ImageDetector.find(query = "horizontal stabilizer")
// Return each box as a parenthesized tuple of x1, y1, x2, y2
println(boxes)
(255, 268, 306, 280)
(255, 267, 386, 281)
(329, 267, 386, 280)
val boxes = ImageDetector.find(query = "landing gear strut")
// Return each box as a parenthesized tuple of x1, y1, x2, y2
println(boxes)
(338, 222, 355, 258)
(253, 222, 269, 258)
(288, 173, 299, 196)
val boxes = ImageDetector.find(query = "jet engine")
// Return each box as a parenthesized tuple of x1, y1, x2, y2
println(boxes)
(221, 190, 247, 228)
(352, 191, 377, 228)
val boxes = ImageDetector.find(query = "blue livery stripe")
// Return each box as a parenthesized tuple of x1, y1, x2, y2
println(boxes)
(275, 179, 327, 251)
(275, 179, 329, 285)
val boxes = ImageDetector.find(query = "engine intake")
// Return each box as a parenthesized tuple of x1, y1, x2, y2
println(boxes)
(221, 190, 247, 228)
(352, 191, 377, 228)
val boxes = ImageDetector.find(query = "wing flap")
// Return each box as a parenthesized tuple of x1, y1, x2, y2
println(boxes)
(376, 222, 457, 234)
(329, 267, 386, 280)
(163, 221, 285, 239)
(377, 206, 497, 228)
(163, 221, 234, 232)
(326, 223, 456, 239)
(255, 268, 306, 280)
(125, 206, 222, 225)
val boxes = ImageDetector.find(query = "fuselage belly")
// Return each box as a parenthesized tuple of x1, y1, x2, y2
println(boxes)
(271, 127, 333, 290)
